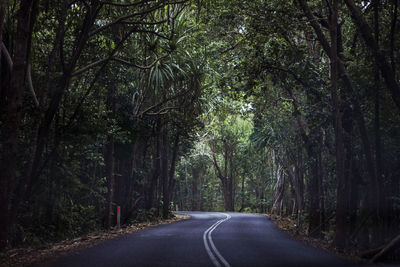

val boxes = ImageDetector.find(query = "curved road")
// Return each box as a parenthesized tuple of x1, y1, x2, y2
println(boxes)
(54, 212, 356, 267)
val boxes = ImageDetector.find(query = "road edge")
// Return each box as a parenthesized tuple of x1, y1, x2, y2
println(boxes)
(0, 214, 190, 267)
(261, 213, 370, 265)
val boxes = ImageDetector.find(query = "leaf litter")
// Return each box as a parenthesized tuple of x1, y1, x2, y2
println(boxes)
(0, 214, 190, 267)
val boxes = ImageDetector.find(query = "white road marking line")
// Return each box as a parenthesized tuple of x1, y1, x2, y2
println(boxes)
(203, 213, 231, 267)
(203, 222, 221, 267)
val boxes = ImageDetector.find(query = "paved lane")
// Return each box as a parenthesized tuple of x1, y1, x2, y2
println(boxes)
(53, 212, 355, 267)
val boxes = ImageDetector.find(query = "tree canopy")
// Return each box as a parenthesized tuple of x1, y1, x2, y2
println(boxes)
(1, 0, 399, 262)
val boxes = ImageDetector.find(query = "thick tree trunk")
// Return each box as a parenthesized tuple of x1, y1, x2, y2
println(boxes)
(0, 0, 35, 251)
(222, 179, 232, 211)
(210, 149, 234, 211)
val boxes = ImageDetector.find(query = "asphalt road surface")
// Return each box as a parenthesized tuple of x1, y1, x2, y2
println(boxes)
(53, 212, 358, 267)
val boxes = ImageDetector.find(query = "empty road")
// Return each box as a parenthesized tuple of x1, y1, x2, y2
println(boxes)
(53, 212, 355, 267)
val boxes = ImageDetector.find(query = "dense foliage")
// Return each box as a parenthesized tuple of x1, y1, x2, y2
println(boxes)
(1, 0, 399, 262)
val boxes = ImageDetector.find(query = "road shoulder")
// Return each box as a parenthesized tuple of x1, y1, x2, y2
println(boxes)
(0, 214, 189, 267)
(264, 213, 368, 265)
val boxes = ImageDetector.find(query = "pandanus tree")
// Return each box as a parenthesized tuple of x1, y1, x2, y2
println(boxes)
(0, 0, 194, 248)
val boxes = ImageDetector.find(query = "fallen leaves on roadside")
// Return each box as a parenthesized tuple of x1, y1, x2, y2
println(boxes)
(0, 214, 189, 267)
(264, 213, 365, 264)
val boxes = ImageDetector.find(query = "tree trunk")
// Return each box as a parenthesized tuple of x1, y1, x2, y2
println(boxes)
(168, 133, 180, 202)
(210, 150, 233, 211)
(160, 120, 169, 219)
(373, 0, 386, 245)
(241, 174, 245, 211)
(0, 0, 35, 251)
(191, 167, 199, 211)
(229, 152, 235, 211)
(146, 131, 160, 210)
(330, 0, 347, 249)
(272, 162, 284, 215)
(389, 0, 398, 73)
(105, 88, 116, 228)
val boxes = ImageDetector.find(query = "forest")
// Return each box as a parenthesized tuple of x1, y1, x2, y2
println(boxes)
(0, 0, 399, 263)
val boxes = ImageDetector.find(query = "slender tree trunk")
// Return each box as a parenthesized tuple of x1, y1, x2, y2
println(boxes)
(229, 152, 234, 211)
(272, 162, 284, 215)
(147, 132, 160, 210)
(105, 83, 116, 228)
(330, 0, 347, 249)
(317, 143, 326, 233)
(297, 141, 304, 213)
(389, 0, 398, 73)
(308, 159, 321, 237)
(343, 106, 356, 236)
(160, 120, 169, 219)
(168, 133, 180, 202)
(105, 135, 115, 228)
(373, 0, 385, 245)
(241, 174, 245, 211)
(191, 167, 199, 210)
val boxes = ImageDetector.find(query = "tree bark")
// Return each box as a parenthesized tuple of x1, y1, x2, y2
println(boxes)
(0, 0, 35, 251)
(105, 134, 115, 228)
(272, 162, 284, 215)
(0, 0, 7, 42)
(211, 151, 232, 211)
(105, 82, 116, 228)
(168, 133, 180, 202)
(160, 120, 169, 219)
(389, 0, 398, 73)
(191, 167, 199, 211)
(146, 129, 160, 210)
(330, 0, 347, 249)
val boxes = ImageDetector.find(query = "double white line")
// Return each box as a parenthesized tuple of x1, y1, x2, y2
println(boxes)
(203, 213, 231, 267)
